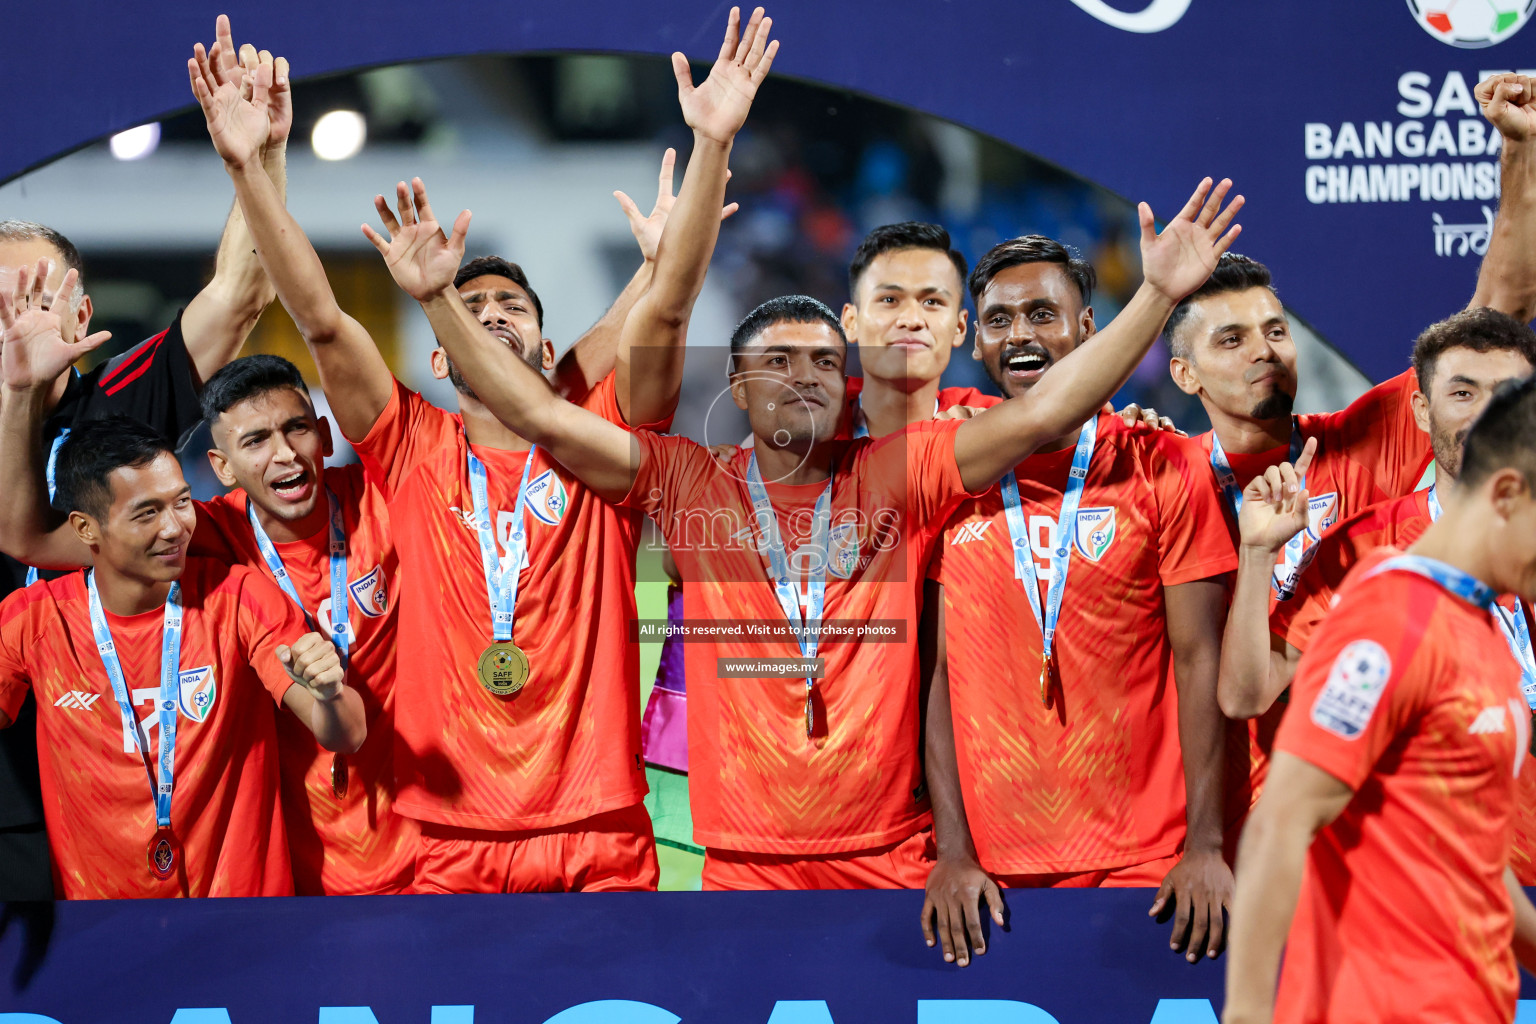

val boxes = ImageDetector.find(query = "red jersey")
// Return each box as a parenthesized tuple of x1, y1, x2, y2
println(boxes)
(1274, 558, 1526, 1024)
(930, 414, 1238, 873)
(0, 559, 308, 899)
(622, 421, 974, 854)
(1270, 488, 1536, 882)
(353, 374, 662, 831)
(840, 376, 996, 438)
(192, 463, 415, 895)
(1194, 369, 1430, 600)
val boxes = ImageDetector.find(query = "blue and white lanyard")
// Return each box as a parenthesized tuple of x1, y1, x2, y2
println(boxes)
(247, 488, 350, 668)
(999, 416, 1098, 664)
(87, 571, 182, 832)
(468, 441, 537, 643)
(1424, 486, 1535, 703)
(850, 397, 940, 439)
(24, 427, 71, 587)
(1211, 421, 1310, 598)
(745, 454, 832, 697)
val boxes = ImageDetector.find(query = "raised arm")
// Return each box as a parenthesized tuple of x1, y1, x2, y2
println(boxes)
(607, 6, 777, 426)
(366, 181, 641, 501)
(191, 46, 394, 442)
(1469, 74, 1536, 322)
(181, 17, 290, 386)
(0, 262, 107, 569)
(276, 633, 366, 753)
(952, 178, 1244, 491)
(1218, 440, 1315, 719)
(551, 148, 739, 402)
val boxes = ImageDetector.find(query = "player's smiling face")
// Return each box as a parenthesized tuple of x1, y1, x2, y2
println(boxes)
(1171, 286, 1299, 423)
(731, 320, 847, 452)
(208, 387, 331, 526)
(1414, 347, 1536, 481)
(93, 454, 196, 585)
(972, 261, 1094, 400)
(843, 248, 968, 387)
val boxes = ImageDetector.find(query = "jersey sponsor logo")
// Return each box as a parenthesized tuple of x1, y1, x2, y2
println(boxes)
(1072, 507, 1117, 563)
(525, 468, 569, 526)
(949, 521, 994, 546)
(177, 666, 217, 723)
(1312, 639, 1392, 739)
(52, 690, 102, 711)
(1469, 705, 1508, 734)
(347, 564, 390, 618)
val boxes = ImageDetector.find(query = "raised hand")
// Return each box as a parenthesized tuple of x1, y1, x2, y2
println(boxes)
(1116, 402, 1185, 435)
(189, 33, 273, 170)
(615, 148, 740, 262)
(1138, 178, 1244, 304)
(1477, 73, 1536, 143)
(277, 632, 345, 701)
(1237, 437, 1317, 553)
(0, 261, 110, 392)
(362, 178, 471, 302)
(672, 6, 780, 145)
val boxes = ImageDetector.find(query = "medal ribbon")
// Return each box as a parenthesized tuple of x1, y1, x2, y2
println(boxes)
(1211, 420, 1310, 599)
(745, 453, 832, 735)
(247, 488, 350, 668)
(88, 571, 183, 834)
(1425, 486, 1536, 704)
(24, 426, 72, 588)
(999, 416, 1098, 692)
(468, 441, 538, 643)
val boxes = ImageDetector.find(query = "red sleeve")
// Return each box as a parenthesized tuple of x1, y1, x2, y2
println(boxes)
(1320, 370, 1432, 500)
(351, 378, 460, 497)
(580, 369, 675, 433)
(618, 431, 716, 523)
(883, 420, 977, 527)
(1274, 573, 1436, 790)
(188, 498, 242, 564)
(233, 567, 316, 705)
(1149, 432, 1238, 586)
(0, 591, 35, 721)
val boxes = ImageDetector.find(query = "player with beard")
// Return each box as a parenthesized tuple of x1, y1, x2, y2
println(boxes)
(210, 8, 776, 892)
(1218, 307, 1536, 879)
(388, 169, 1242, 889)
(1223, 376, 1536, 1024)
(919, 235, 1239, 967)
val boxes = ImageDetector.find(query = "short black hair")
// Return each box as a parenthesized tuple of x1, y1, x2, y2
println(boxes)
(967, 234, 1095, 309)
(1411, 307, 1536, 395)
(455, 256, 544, 329)
(1163, 252, 1276, 359)
(847, 222, 968, 301)
(199, 354, 310, 423)
(0, 220, 84, 279)
(729, 295, 847, 369)
(55, 416, 174, 521)
(1459, 374, 1536, 490)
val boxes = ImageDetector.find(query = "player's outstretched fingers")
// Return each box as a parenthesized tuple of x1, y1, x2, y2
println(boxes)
(373, 193, 402, 236)
(1168, 887, 1193, 956)
(394, 181, 416, 228)
(949, 897, 972, 967)
(961, 885, 988, 960)
(1174, 177, 1214, 225)
(1293, 435, 1318, 479)
(716, 6, 741, 64)
(1197, 178, 1232, 228)
(1184, 893, 1210, 964)
(920, 893, 939, 949)
(1206, 894, 1228, 959)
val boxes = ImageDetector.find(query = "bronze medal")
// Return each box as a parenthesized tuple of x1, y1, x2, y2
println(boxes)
(331, 754, 348, 799)
(478, 641, 530, 697)
(1039, 650, 1055, 710)
(148, 827, 177, 881)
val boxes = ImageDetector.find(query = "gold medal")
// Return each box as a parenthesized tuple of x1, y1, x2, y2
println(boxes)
(1039, 650, 1055, 710)
(478, 641, 530, 697)
(331, 754, 348, 799)
(804, 688, 815, 738)
(148, 827, 177, 881)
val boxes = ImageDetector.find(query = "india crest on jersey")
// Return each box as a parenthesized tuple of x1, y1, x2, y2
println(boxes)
(177, 666, 217, 723)
(348, 564, 389, 617)
(1304, 492, 1339, 540)
(1072, 507, 1117, 563)
(525, 468, 568, 526)
(827, 522, 861, 579)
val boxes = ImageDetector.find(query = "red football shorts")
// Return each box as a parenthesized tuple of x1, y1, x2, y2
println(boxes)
(702, 826, 935, 890)
(994, 849, 1182, 889)
(412, 803, 659, 893)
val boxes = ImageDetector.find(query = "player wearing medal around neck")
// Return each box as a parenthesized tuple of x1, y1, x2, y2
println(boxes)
(399, 139, 1244, 889)
(0, 272, 363, 899)
(919, 235, 1241, 969)
(1223, 376, 1536, 1024)
(1219, 309, 1536, 885)
(341, 8, 773, 892)
(1161, 74, 1536, 798)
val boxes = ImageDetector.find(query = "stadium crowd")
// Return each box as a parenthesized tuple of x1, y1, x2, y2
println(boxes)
(1, 11, 1535, 1024)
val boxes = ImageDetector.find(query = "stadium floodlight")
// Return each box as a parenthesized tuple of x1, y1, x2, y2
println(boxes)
(312, 110, 366, 161)
(109, 123, 160, 161)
